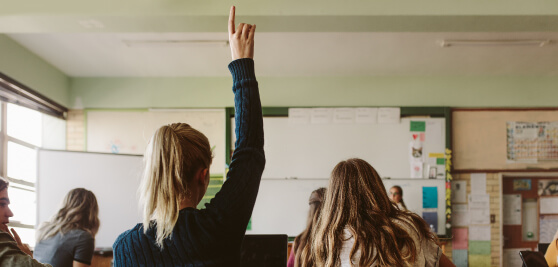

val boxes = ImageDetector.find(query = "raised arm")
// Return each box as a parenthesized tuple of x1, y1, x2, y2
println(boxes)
(200, 6, 264, 234)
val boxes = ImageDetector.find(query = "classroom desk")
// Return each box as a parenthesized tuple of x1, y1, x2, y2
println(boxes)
(91, 251, 113, 267)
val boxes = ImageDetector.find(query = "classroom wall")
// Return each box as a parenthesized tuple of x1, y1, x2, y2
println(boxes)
(70, 76, 558, 109)
(0, 34, 70, 107)
(451, 173, 502, 267)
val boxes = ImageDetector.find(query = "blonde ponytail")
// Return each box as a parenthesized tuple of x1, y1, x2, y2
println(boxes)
(140, 123, 212, 248)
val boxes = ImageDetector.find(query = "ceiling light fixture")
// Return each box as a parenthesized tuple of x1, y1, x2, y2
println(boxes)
(438, 39, 552, 47)
(123, 40, 229, 47)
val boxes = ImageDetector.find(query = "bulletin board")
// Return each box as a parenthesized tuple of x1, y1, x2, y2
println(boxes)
(453, 109, 558, 171)
(228, 107, 452, 237)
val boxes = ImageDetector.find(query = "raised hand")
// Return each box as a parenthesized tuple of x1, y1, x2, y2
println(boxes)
(228, 6, 256, 61)
(10, 228, 33, 257)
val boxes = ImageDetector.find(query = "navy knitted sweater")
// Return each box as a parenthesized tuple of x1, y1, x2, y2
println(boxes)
(112, 58, 265, 267)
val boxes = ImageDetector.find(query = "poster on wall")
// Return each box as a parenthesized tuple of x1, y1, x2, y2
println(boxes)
(506, 121, 558, 163)
(539, 180, 558, 196)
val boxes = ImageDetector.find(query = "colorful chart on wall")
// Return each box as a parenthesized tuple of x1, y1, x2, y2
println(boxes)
(507, 121, 558, 163)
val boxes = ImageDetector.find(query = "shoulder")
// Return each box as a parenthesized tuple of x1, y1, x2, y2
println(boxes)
(113, 223, 143, 251)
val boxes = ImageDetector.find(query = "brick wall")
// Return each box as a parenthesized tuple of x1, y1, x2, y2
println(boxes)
(66, 109, 85, 151)
(450, 173, 501, 267)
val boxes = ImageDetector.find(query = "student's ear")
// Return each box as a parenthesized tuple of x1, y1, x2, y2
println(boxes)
(197, 168, 209, 184)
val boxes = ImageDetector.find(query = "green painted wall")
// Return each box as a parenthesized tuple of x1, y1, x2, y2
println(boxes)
(0, 34, 70, 107)
(71, 76, 558, 108)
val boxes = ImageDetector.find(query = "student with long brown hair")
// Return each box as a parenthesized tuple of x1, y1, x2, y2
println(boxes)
(113, 6, 265, 266)
(287, 187, 326, 267)
(300, 158, 454, 267)
(34, 188, 100, 267)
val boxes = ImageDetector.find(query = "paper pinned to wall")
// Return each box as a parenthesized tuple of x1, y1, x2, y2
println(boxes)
(453, 204, 470, 227)
(469, 225, 491, 241)
(355, 108, 378, 124)
(469, 255, 491, 267)
(422, 212, 438, 232)
(539, 215, 558, 243)
(288, 108, 310, 124)
(540, 197, 558, 214)
(452, 249, 468, 267)
(452, 228, 468, 249)
(310, 108, 333, 124)
(423, 187, 438, 208)
(471, 173, 487, 194)
(503, 194, 522, 225)
(333, 108, 355, 124)
(452, 181, 467, 203)
(469, 241, 491, 255)
(469, 194, 490, 225)
(377, 107, 400, 124)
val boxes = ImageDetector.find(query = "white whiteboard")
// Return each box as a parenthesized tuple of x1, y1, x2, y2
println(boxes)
(247, 178, 446, 237)
(37, 150, 143, 248)
(237, 116, 447, 236)
(233, 117, 445, 179)
(86, 109, 225, 175)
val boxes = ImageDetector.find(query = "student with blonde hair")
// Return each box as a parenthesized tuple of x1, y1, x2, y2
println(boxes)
(34, 188, 100, 267)
(300, 158, 454, 267)
(113, 6, 265, 266)
(0, 177, 51, 266)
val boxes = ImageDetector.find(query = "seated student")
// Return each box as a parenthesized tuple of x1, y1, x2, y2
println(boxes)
(545, 229, 558, 266)
(299, 158, 455, 267)
(0, 177, 51, 267)
(389, 185, 408, 211)
(287, 187, 326, 267)
(33, 188, 99, 267)
(112, 6, 264, 266)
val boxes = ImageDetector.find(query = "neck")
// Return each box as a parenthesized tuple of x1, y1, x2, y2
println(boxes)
(180, 198, 197, 210)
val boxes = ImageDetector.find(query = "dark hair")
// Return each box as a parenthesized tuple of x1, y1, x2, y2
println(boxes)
(0, 178, 8, 192)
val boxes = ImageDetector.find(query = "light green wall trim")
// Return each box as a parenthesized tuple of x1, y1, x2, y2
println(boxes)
(71, 76, 558, 108)
(2, 15, 558, 33)
(0, 35, 70, 107)
(2, 0, 558, 16)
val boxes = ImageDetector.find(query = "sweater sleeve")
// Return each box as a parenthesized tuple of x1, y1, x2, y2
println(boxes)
(201, 58, 265, 233)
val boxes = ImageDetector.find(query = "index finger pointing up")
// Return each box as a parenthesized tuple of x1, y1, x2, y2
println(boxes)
(228, 6, 235, 35)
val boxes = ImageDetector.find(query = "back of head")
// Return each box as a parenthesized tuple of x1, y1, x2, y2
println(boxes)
(306, 158, 437, 267)
(294, 187, 326, 266)
(140, 123, 213, 248)
(38, 188, 99, 242)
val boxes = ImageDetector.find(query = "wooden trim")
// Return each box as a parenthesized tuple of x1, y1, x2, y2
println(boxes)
(0, 73, 68, 119)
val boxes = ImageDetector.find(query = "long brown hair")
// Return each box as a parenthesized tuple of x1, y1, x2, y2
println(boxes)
(294, 187, 326, 267)
(37, 188, 100, 241)
(140, 123, 213, 248)
(302, 158, 438, 267)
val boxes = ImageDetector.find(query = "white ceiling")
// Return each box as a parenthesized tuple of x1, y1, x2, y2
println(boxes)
(8, 32, 558, 77)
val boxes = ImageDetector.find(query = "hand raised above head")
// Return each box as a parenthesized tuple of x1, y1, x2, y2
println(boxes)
(228, 6, 256, 61)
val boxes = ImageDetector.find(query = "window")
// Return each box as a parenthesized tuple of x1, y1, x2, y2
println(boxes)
(1, 102, 66, 246)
